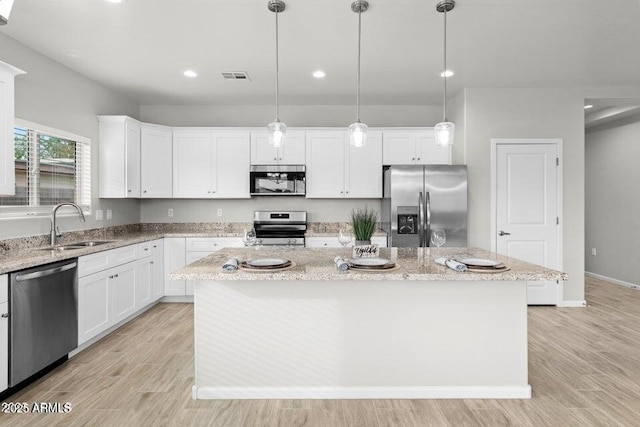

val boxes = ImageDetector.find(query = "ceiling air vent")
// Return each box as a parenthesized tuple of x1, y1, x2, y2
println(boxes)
(221, 71, 250, 81)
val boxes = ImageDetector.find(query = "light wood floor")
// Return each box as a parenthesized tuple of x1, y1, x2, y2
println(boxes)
(2, 276, 640, 426)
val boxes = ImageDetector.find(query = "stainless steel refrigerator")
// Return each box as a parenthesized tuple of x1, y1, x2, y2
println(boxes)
(381, 165, 467, 247)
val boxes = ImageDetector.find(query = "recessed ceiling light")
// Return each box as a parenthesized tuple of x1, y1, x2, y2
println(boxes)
(584, 104, 594, 109)
(312, 70, 326, 79)
(183, 70, 198, 78)
(440, 70, 454, 78)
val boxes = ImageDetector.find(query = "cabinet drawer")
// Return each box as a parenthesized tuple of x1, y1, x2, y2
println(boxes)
(138, 241, 153, 258)
(0, 274, 7, 303)
(305, 237, 341, 248)
(79, 244, 139, 277)
(186, 237, 243, 252)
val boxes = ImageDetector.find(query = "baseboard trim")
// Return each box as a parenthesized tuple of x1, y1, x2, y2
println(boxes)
(585, 271, 640, 290)
(161, 295, 194, 303)
(557, 300, 587, 307)
(192, 385, 532, 400)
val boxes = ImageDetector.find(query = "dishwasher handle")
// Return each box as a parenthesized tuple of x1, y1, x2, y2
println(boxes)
(14, 262, 77, 282)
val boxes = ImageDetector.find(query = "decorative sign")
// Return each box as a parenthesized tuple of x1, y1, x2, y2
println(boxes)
(352, 244, 379, 258)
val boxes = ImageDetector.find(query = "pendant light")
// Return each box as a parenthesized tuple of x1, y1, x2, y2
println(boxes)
(349, 1, 369, 148)
(267, 0, 286, 148)
(434, 0, 455, 147)
(0, 0, 15, 25)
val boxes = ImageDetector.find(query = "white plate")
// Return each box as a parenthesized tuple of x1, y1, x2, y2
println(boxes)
(457, 258, 501, 267)
(246, 258, 289, 267)
(351, 258, 390, 267)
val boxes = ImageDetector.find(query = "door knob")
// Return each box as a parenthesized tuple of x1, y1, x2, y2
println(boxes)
(498, 231, 511, 236)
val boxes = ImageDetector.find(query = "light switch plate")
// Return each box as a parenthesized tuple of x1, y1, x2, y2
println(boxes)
(168, 208, 174, 218)
(217, 208, 223, 217)
(106, 209, 112, 220)
(95, 210, 103, 221)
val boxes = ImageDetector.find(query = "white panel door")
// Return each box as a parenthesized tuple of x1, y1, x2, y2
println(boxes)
(496, 142, 560, 305)
(164, 238, 186, 296)
(78, 270, 110, 345)
(250, 132, 278, 165)
(173, 131, 213, 198)
(280, 131, 306, 164)
(382, 132, 417, 165)
(306, 131, 346, 198)
(416, 132, 451, 165)
(214, 132, 250, 198)
(110, 262, 138, 323)
(141, 126, 173, 198)
(346, 131, 383, 198)
(125, 120, 141, 198)
(136, 257, 153, 309)
(151, 240, 164, 301)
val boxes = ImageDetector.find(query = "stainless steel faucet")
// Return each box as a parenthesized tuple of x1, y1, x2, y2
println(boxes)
(51, 202, 86, 246)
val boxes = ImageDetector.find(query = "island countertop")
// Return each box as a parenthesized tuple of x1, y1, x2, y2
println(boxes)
(170, 246, 568, 282)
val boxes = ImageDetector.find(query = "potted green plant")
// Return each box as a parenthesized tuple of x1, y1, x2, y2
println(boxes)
(351, 207, 378, 246)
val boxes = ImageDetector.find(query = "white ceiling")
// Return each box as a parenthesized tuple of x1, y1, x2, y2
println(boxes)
(2, 0, 640, 106)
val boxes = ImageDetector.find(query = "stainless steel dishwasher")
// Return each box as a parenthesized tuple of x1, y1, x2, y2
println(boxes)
(9, 259, 78, 387)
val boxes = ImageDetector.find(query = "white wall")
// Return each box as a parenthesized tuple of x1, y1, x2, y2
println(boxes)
(585, 117, 640, 286)
(459, 88, 585, 303)
(0, 33, 141, 240)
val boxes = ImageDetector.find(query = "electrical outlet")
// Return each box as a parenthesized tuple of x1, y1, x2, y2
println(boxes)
(591, 248, 597, 256)
(106, 209, 112, 220)
(168, 208, 174, 218)
(217, 208, 223, 217)
(95, 210, 103, 221)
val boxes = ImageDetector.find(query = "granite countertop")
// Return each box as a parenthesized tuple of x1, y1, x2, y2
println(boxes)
(170, 247, 568, 282)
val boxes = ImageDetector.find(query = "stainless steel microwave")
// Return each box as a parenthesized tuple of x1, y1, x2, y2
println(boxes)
(250, 165, 306, 196)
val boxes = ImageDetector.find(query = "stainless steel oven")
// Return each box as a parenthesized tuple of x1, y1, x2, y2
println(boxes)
(254, 211, 307, 246)
(250, 165, 306, 196)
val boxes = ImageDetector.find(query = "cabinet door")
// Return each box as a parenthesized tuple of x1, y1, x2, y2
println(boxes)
(78, 270, 110, 345)
(125, 120, 141, 198)
(280, 131, 306, 164)
(416, 132, 451, 165)
(151, 240, 164, 301)
(173, 132, 214, 198)
(0, 301, 8, 392)
(306, 131, 346, 198)
(110, 262, 137, 324)
(382, 132, 418, 165)
(141, 126, 173, 198)
(346, 131, 383, 198)
(305, 237, 342, 248)
(164, 238, 186, 296)
(250, 132, 278, 165)
(185, 251, 214, 296)
(0, 62, 23, 196)
(136, 257, 153, 309)
(213, 132, 250, 198)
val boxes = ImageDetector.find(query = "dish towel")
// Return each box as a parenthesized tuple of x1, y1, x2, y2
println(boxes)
(435, 257, 468, 272)
(222, 257, 241, 271)
(334, 256, 350, 271)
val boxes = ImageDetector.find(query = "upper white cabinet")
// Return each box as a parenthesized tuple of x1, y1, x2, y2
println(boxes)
(98, 116, 141, 198)
(250, 131, 306, 165)
(173, 130, 250, 199)
(0, 61, 25, 196)
(382, 130, 451, 165)
(306, 130, 382, 198)
(141, 125, 173, 198)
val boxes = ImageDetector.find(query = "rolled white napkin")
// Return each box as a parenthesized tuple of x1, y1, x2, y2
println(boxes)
(334, 256, 349, 271)
(222, 257, 241, 271)
(435, 257, 468, 272)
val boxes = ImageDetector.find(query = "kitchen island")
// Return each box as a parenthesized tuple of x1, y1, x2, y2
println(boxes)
(171, 247, 567, 400)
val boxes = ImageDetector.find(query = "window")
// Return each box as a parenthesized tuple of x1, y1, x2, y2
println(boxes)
(0, 120, 91, 215)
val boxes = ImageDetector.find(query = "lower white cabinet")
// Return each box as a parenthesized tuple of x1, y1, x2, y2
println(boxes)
(1, 274, 8, 393)
(164, 238, 186, 296)
(184, 237, 244, 295)
(108, 262, 138, 325)
(306, 235, 387, 248)
(151, 240, 165, 301)
(78, 269, 112, 345)
(137, 256, 153, 309)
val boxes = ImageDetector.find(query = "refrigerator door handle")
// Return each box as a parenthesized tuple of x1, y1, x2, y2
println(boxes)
(418, 192, 425, 247)
(425, 191, 432, 246)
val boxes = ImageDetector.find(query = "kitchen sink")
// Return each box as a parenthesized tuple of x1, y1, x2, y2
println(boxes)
(68, 240, 115, 247)
(36, 245, 83, 252)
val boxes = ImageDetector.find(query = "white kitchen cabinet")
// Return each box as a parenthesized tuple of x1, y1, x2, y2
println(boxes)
(184, 237, 244, 295)
(1, 274, 8, 392)
(137, 254, 153, 309)
(306, 130, 382, 198)
(98, 116, 141, 198)
(251, 131, 306, 165)
(110, 262, 138, 324)
(79, 244, 138, 278)
(78, 270, 111, 345)
(382, 130, 451, 165)
(305, 235, 387, 248)
(141, 125, 173, 198)
(151, 240, 164, 301)
(164, 237, 186, 296)
(173, 131, 250, 199)
(0, 61, 25, 196)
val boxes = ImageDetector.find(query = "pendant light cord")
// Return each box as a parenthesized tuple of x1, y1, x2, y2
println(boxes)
(275, 8, 280, 122)
(356, 8, 362, 123)
(443, 7, 447, 122)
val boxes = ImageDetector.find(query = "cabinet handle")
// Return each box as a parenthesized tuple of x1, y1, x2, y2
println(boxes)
(340, 191, 344, 194)
(143, 190, 147, 194)
(417, 157, 420, 161)
(346, 191, 349, 194)
(153, 245, 158, 248)
(150, 261, 154, 264)
(109, 275, 114, 279)
(412, 157, 415, 161)
(1, 313, 8, 318)
(127, 189, 132, 193)
(323, 243, 328, 246)
(279, 158, 283, 160)
(274, 157, 277, 161)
